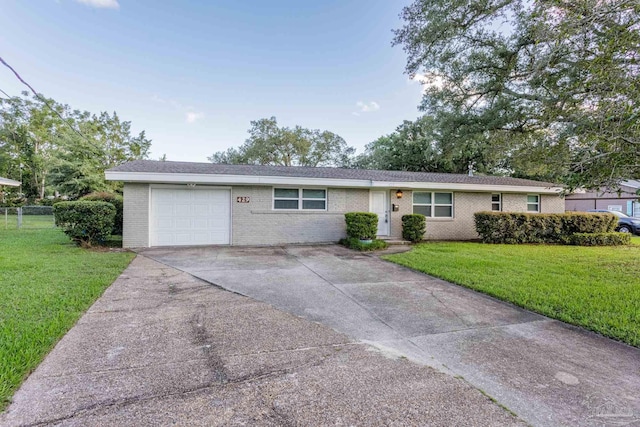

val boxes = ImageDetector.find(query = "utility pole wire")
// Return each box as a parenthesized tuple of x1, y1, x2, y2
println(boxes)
(0, 56, 102, 152)
(0, 88, 10, 98)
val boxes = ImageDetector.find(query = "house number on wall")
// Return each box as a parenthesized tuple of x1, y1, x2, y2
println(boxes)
(236, 196, 250, 203)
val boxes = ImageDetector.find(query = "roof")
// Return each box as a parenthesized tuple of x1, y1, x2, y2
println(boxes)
(0, 176, 20, 187)
(108, 160, 558, 188)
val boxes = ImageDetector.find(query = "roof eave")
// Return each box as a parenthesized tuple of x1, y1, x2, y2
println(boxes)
(0, 177, 21, 187)
(105, 171, 562, 194)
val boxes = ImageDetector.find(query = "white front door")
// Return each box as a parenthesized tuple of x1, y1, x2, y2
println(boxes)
(370, 191, 389, 236)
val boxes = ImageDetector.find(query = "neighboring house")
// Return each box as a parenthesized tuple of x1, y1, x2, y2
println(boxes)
(105, 160, 564, 248)
(0, 176, 20, 204)
(565, 180, 640, 217)
(0, 176, 20, 187)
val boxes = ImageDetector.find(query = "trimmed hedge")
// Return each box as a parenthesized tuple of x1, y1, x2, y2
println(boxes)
(345, 212, 378, 240)
(570, 232, 631, 246)
(80, 192, 123, 235)
(53, 201, 116, 246)
(402, 214, 426, 242)
(474, 212, 617, 244)
(339, 238, 388, 251)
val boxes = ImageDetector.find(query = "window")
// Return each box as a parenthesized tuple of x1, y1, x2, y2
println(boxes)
(491, 193, 502, 211)
(413, 192, 453, 218)
(273, 188, 326, 210)
(527, 194, 540, 212)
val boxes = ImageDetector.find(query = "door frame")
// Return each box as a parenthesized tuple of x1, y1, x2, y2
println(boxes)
(369, 190, 389, 236)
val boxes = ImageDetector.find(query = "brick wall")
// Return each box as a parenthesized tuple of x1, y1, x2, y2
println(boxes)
(231, 186, 369, 245)
(541, 194, 565, 213)
(122, 183, 149, 248)
(389, 190, 413, 238)
(401, 191, 565, 241)
(121, 183, 565, 247)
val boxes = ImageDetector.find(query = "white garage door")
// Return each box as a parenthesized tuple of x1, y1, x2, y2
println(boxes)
(150, 188, 231, 246)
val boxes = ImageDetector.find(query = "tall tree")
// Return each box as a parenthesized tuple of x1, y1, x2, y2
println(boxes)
(0, 92, 151, 200)
(0, 93, 65, 199)
(394, 0, 640, 188)
(208, 117, 354, 167)
(48, 111, 151, 198)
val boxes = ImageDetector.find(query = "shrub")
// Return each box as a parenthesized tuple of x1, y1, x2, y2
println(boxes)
(474, 212, 617, 244)
(402, 214, 426, 242)
(80, 192, 123, 235)
(345, 212, 378, 240)
(35, 197, 66, 207)
(339, 238, 388, 251)
(53, 201, 116, 246)
(570, 232, 631, 246)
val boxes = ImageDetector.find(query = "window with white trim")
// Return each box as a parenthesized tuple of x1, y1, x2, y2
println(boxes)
(413, 192, 453, 217)
(491, 193, 502, 211)
(527, 194, 540, 212)
(273, 188, 327, 210)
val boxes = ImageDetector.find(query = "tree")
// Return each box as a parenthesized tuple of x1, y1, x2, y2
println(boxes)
(208, 117, 355, 167)
(394, 0, 640, 189)
(0, 92, 151, 200)
(48, 111, 151, 198)
(0, 93, 65, 199)
(355, 115, 513, 175)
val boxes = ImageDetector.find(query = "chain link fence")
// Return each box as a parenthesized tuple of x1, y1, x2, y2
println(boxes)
(1, 206, 56, 229)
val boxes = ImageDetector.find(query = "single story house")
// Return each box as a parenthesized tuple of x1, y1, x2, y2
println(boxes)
(565, 180, 640, 217)
(0, 176, 20, 204)
(105, 160, 564, 248)
(0, 176, 20, 187)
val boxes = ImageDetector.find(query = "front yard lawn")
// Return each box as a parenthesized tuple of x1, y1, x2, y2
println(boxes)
(0, 228, 134, 410)
(384, 237, 640, 347)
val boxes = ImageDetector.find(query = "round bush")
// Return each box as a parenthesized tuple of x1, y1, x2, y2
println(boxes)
(402, 214, 426, 242)
(80, 192, 123, 235)
(344, 212, 378, 240)
(53, 201, 116, 246)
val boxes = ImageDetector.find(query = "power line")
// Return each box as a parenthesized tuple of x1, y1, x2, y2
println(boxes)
(0, 56, 102, 152)
(0, 87, 10, 98)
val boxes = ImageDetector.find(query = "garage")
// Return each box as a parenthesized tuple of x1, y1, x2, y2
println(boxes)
(150, 187, 231, 246)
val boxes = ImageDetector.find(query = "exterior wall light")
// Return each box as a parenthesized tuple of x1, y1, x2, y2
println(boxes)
(396, 190, 403, 199)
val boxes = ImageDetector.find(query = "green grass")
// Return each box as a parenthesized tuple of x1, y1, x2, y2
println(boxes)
(384, 237, 640, 347)
(0, 228, 134, 410)
(1, 215, 55, 230)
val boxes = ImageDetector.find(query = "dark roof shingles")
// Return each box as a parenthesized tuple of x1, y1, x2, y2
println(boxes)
(109, 160, 557, 187)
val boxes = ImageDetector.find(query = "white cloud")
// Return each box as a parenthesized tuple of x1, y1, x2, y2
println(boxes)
(356, 101, 380, 113)
(185, 111, 204, 124)
(74, 0, 119, 9)
(152, 95, 205, 124)
(410, 73, 445, 93)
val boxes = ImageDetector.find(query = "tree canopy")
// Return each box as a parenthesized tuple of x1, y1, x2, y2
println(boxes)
(0, 92, 151, 201)
(208, 117, 354, 167)
(393, 0, 640, 189)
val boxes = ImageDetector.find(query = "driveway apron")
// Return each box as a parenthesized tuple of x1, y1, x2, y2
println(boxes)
(143, 244, 640, 427)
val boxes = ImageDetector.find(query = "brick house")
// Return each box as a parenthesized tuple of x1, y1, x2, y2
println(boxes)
(105, 160, 564, 248)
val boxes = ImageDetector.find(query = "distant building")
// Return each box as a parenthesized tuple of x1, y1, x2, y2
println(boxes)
(565, 180, 640, 217)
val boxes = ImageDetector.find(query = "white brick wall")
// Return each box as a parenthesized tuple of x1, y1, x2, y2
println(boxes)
(121, 183, 565, 247)
(122, 183, 149, 248)
(401, 191, 565, 241)
(541, 194, 565, 213)
(231, 186, 369, 245)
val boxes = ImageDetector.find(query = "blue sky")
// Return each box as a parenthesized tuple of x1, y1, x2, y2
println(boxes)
(0, 0, 424, 162)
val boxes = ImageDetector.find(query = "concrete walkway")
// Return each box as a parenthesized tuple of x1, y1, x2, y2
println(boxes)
(2, 256, 523, 427)
(140, 245, 640, 427)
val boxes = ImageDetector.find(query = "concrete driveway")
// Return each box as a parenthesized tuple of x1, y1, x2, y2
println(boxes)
(3, 254, 522, 427)
(140, 244, 640, 427)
